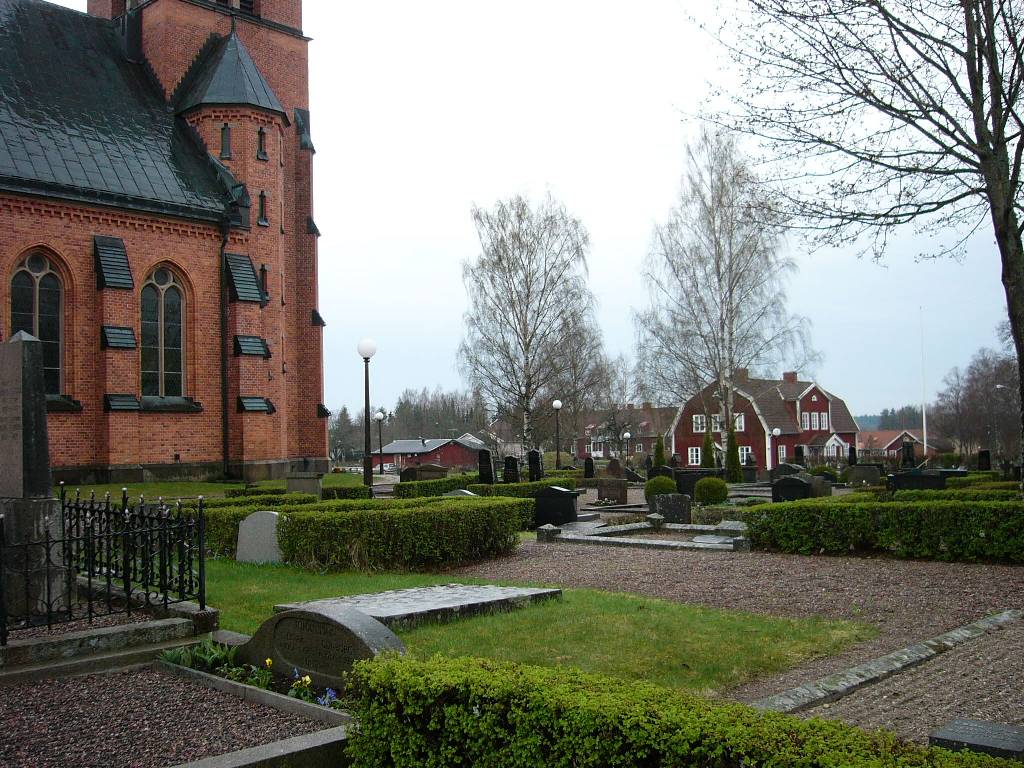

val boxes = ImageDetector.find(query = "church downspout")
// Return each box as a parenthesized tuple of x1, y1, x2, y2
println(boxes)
(219, 222, 231, 480)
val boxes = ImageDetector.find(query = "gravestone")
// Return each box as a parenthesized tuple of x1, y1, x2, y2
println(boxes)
(929, 720, 1024, 761)
(606, 457, 623, 478)
(650, 493, 690, 524)
(503, 455, 520, 483)
(236, 603, 405, 691)
(848, 445, 858, 466)
(584, 456, 595, 478)
(527, 449, 543, 482)
(286, 472, 323, 497)
(0, 332, 68, 620)
(772, 474, 811, 502)
(414, 463, 448, 481)
(772, 463, 804, 479)
(673, 468, 719, 497)
(477, 448, 495, 484)
(399, 466, 418, 483)
(890, 470, 946, 490)
(669, 454, 680, 468)
(978, 449, 992, 472)
(1001, 459, 1011, 480)
(443, 489, 478, 497)
(846, 464, 881, 487)
(534, 485, 578, 527)
(648, 466, 673, 481)
(596, 478, 628, 505)
(901, 441, 916, 468)
(793, 445, 805, 466)
(236, 511, 282, 564)
(644, 455, 654, 476)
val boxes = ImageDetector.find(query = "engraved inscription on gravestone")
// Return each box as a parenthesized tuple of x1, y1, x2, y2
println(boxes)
(0, 332, 52, 499)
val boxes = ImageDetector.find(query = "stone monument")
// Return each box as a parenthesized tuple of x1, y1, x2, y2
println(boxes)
(527, 449, 543, 482)
(0, 332, 68, 621)
(978, 449, 992, 472)
(901, 441, 916, 468)
(503, 455, 520, 483)
(584, 457, 595, 478)
(236, 511, 283, 564)
(606, 457, 623, 478)
(477, 448, 495, 484)
(848, 445, 858, 466)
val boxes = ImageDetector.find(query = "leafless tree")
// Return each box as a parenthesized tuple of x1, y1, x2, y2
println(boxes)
(713, 0, 1024, 466)
(459, 194, 593, 448)
(635, 129, 815, 435)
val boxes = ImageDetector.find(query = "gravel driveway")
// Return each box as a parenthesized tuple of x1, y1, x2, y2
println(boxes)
(453, 541, 1024, 704)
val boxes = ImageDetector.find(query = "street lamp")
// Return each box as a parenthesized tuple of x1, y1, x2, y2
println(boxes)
(374, 410, 385, 475)
(357, 338, 377, 487)
(623, 431, 631, 459)
(772, 427, 782, 467)
(552, 399, 563, 469)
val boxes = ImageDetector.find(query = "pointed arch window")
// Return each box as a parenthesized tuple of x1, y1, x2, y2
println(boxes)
(11, 253, 62, 395)
(220, 123, 232, 160)
(141, 267, 185, 397)
(257, 127, 269, 161)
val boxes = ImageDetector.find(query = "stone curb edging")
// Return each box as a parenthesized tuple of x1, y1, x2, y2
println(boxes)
(753, 609, 1024, 713)
(0, 618, 193, 668)
(167, 726, 349, 768)
(554, 531, 742, 552)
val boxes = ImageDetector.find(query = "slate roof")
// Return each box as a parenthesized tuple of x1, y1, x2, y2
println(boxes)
(176, 32, 285, 117)
(733, 377, 860, 435)
(381, 434, 485, 455)
(0, 0, 229, 220)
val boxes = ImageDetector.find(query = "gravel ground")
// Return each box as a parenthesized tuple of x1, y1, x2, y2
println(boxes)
(453, 541, 1024, 705)
(8, 611, 146, 641)
(0, 668, 323, 768)
(803, 620, 1024, 743)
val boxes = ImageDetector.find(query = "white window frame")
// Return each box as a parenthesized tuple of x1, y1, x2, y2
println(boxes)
(711, 414, 724, 432)
(739, 446, 753, 465)
(811, 412, 819, 430)
(778, 444, 786, 463)
(688, 446, 701, 466)
(821, 412, 829, 431)
(734, 413, 745, 432)
(692, 414, 706, 434)
(801, 411, 809, 430)
(635, 442, 643, 453)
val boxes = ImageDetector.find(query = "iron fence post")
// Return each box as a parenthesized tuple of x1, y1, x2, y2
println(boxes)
(197, 497, 206, 611)
(0, 515, 7, 647)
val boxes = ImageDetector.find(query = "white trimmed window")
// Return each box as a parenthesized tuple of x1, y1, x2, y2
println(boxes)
(734, 413, 745, 432)
(692, 414, 706, 433)
(635, 442, 643, 453)
(821, 412, 829, 431)
(811, 412, 819, 430)
(688, 446, 701, 466)
(801, 411, 809, 430)
(778, 444, 786, 463)
(711, 414, 724, 432)
(739, 446, 753, 465)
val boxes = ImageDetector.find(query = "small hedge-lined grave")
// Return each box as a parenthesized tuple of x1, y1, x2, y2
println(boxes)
(346, 655, 1014, 768)
(393, 473, 478, 498)
(467, 477, 577, 498)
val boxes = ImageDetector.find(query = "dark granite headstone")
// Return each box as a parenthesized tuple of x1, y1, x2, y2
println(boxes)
(644, 455, 654, 475)
(1001, 459, 1011, 480)
(477, 449, 495, 484)
(236, 603, 406, 691)
(848, 445, 858, 466)
(596, 478, 628, 505)
(673, 468, 720, 497)
(793, 445, 805, 466)
(901, 441, 916, 468)
(929, 719, 1024, 761)
(772, 474, 812, 502)
(399, 466, 418, 483)
(669, 454, 680, 468)
(534, 485, 578, 527)
(584, 456, 595, 478)
(846, 464, 881, 487)
(503, 455, 520, 483)
(606, 458, 623, 478)
(773, 463, 804, 479)
(978, 450, 992, 472)
(648, 466, 673, 480)
(890, 470, 946, 490)
(527, 449, 542, 482)
(650, 493, 690, 523)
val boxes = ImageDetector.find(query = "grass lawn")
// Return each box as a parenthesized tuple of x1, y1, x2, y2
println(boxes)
(206, 559, 873, 695)
(56, 470, 365, 502)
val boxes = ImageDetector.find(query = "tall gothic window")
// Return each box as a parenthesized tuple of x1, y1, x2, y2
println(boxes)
(141, 267, 184, 397)
(10, 253, 62, 394)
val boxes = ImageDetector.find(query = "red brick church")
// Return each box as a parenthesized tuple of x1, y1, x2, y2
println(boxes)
(0, 0, 327, 482)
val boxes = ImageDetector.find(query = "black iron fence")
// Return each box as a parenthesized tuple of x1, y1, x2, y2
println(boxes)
(0, 486, 205, 646)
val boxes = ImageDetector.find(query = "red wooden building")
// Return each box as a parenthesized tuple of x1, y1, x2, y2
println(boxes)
(671, 370, 859, 471)
(374, 434, 486, 472)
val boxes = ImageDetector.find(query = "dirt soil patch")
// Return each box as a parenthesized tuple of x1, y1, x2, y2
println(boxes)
(0, 667, 324, 768)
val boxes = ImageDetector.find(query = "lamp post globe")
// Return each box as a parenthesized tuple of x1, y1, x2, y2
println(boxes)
(623, 431, 631, 458)
(552, 399, 563, 469)
(374, 410, 386, 476)
(358, 339, 378, 488)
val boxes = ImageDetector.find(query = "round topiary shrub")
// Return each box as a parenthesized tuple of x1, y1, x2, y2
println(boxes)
(694, 477, 728, 504)
(644, 475, 676, 502)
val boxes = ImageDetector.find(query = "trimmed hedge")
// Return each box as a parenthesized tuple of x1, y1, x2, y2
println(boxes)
(321, 486, 373, 500)
(467, 477, 577, 498)
(197, 493, 318, 510)
(644, 475, 676, 502)
(393, 473, 478, 498)
(694, 476, 728, 504)
(947, 472, 1004, 488)
(893, 489, 1022, 502)
(277, 498, 530, 570)
(746, 500, 1024, 562)
(346, 656, 1012, 768)
(224, 486, 287, 498)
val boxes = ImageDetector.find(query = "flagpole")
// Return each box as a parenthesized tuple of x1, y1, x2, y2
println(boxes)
(920, 306, 928, 465)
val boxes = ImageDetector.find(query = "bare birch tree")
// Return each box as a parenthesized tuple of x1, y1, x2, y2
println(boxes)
(635, 129, 814, 435)
(712, 0, 1024, 467)
(459, 194, 592, 448)
(547, 303, 609, 455)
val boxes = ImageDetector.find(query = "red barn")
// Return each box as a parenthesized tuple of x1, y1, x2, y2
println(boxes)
(672, 370, 859, 472)
(374, 434, 486, 472)
(0, 0, 327, 482)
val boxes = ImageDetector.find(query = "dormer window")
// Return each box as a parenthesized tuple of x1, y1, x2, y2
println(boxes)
(257, 191, 269, 226)
(220, 123, 232, 160)
(257, 127, 268, 161)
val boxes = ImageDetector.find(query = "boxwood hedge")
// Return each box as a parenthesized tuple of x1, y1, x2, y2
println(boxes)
(467, 477, 577, 498)
(277, 498, 530, 570)
(393, 473, 478, 498)
(346, 656, 1013, 768)
(746, 499, 1024, 562)
(893, 489, 1021, 502)
(947, 472, 1003, 488)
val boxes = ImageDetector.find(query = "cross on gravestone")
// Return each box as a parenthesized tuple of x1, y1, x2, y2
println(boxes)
(503, 455, 520, 483)
(584, 456, 595, 478)
(527, 449, 543, 482)
(477, 448, 495, 485)
(0, 332, 69, 620)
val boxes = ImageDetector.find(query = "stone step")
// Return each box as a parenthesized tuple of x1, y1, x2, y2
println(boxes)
(576, 512, 601, 522)
(0, 617, 195, 669)
(0, 634, 206, 685)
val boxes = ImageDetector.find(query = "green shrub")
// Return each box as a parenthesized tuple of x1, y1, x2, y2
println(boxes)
(948, 472, 1004, 488)
(277, 499, 529, 571)
(893, 489, 1021, 502)
(321, 486, 373, 500)
(346, 656, 1012, 768)
(467, 478, 576, 498)
(393, 473, 478, 498)
(700, 426, 715, 468)
(724, 425, 742, 482)
(198, 493, 318, 510)
(653, 434, 666, 467)
(225, 486, 287, 499)
(746, 499, 1024, 562)
(694, 476, 728, 504)
(546, 468, 583, 479)
(809, 465, 839, 482)
(644, 475, 676, 502)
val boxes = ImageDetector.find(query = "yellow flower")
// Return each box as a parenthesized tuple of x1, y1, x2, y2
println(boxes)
(302, 675, 312, 686)
(265, 658, 273, 668)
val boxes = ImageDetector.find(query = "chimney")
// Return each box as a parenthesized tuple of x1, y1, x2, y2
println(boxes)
(626, 403, 634, 410)
(87, 0, 126, 18)
(733, 368, 749, 383)
(782, 371, 798, 384)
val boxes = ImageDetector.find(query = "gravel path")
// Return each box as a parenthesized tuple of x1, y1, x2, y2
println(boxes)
(8, 611, 146, 640)
(0, 668, 323, 768)
(803, 620, 1024, 744)
(453, 541, 1023, 704)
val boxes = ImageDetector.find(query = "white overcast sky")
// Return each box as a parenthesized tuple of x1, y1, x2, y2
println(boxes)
(53, 0, 1010, 417)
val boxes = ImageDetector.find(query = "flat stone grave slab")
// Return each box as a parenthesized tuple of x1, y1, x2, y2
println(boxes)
(691, 534, 735, 545)
(930, 719, 1024, 761)
(275, 584, 562, 630)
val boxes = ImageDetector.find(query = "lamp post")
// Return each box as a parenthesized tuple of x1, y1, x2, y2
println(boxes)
(357, 338, 377, 487)
(552, 399, 563, 469)
(772, 427, 782, 468)
(374, 410, 385, 475)
(623, 431, 631, 460)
